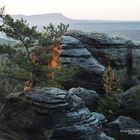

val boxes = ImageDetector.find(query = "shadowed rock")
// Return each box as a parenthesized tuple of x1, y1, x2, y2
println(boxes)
(0, 87, 114, 140)
(61, 36, 105, 93)
(69, 87, 99, 111)
(65, 31, 140, 90)
(104, 116, 140, 140)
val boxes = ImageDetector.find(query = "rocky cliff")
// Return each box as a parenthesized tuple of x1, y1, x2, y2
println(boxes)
(61, 35, 105, 93)
(0, 30, 140, 140)
(62, 31, 140, 90)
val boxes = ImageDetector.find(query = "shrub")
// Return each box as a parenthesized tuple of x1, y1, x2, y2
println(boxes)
(96, 66, 124, 120)
(102, 65, 120, 95)
(96, 94, 123, 120)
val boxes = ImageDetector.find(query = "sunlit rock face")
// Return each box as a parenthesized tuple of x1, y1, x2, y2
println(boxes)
(0, 87, 114, 140)
(48, 45, 62, 69)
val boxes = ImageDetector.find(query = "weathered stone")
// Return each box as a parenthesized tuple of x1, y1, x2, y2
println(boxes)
(65, 31, 140, 90)
(92, 112, 107, 124)
(65, 30, 129, 47)
(0, 87, 115, 140)
(61, 36, 105, 93)
(104, 116, 140, 140)
(61, 36, 105, 75)
(69, 87, 99, 111)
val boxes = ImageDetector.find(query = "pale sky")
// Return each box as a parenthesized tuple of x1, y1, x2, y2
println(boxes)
(1, 0, 140, 20)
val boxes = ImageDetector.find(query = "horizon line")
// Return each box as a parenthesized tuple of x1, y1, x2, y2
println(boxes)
(10, 13, 140, 22)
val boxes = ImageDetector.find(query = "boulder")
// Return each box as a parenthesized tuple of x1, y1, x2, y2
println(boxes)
(104, 116, 140, 140)
(68, 87, 99, 111)
(0, 87, 115, 140)
(92, 112, 107, 124)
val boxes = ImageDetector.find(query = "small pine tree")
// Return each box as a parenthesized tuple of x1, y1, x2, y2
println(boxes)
(102, 65, 119, 95)
(96, 94, 123, 120)
(96, 66, 124, 120)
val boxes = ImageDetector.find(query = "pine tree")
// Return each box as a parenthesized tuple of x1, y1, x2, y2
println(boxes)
(0, 7, 77, 92)
(102, 65, 119, 95)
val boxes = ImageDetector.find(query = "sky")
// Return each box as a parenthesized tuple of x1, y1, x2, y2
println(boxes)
(1, 0, 140, 20)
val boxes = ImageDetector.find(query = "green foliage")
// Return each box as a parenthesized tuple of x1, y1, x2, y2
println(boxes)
(52, 65, 79, 86)
(0, 7, 77, 91)
(0, 78, 23, 94)
(39, 23, 69, 47)
(35, 65, 79, 88)
(103, 65, 121, 95)
(123, 85, 140, 111)
(0, 11, 39, 63)
(96, 66, 124, 120)
(96, 94, 123, 120)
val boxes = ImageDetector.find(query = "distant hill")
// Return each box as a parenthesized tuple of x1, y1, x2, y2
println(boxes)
(0, 13, 139, 41)
(12, 13, 140, 30)
(12, 13, 74, 28)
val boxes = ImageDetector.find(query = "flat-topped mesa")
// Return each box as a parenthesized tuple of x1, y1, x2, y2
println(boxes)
(0, 87, 114, 140)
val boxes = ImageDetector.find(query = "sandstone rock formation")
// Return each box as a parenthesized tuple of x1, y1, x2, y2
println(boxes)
(0, 87, 114, 140)
(104, 116, 140, 140)
(61, 36, 105, 93)
(69, 87, 99, 111)
(65, 31, 140, 90)
(61, 36, 105, 75)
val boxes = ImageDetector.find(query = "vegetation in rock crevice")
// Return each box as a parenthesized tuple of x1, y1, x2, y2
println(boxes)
(102, 65, 121, 95)
(96, 66, 124, 120)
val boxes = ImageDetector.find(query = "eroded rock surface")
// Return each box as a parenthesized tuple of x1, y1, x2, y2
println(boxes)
(104, 116, 140, 140)
(0, 87, 114, 140)
(61, 36, 105, 93)
(65, 31, 140, 90)
(69, 87, 99, 111)
(61, 36, 105, 75)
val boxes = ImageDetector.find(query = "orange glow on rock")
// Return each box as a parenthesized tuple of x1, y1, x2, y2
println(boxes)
(48, 45, 62, 69)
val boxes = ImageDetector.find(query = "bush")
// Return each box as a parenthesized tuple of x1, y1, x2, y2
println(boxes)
(96, 94, 123, 120)
(103, 65, 121, 95)
(96, 66, 124, 120)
